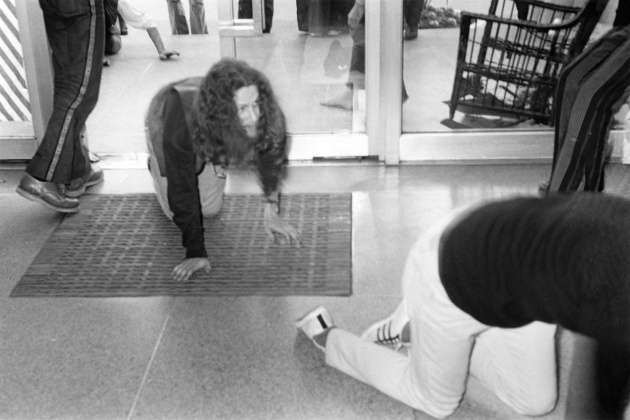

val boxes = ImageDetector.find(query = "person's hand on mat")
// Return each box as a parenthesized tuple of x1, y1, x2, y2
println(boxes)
(172, 257, 211, 282)
(159, 49, 180, 61)
(264, 204, 301, 246)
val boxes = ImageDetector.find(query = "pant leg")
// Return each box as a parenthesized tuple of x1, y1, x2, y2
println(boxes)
(550, 25, 630, 192)
(167, 0, 190, 34)
(148, 156, 224, 219)
(552, 30, 616, 167)
(403, 0, 423, 29)
(263, 0, 274, 33)
(307, 0, 328, 35)
(148, 154, 173, 219)
(348, 33, 365, 90)
(197, 165, 226, 216)
(325, 212, 488, 419)
(238, 0, 252, 18)
(469, 322, 558, 416)
(296, 0, 309, 32)
(188, 0, 208, 34)
(28, 0, 104, 184)
(582, 82, 630, 192)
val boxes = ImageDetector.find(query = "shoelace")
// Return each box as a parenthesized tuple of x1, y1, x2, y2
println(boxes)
(375, 321, 408, 350)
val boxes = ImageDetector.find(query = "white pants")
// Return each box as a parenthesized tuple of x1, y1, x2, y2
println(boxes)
(325, 211, 558, 419)
(147, 154, 225, 220)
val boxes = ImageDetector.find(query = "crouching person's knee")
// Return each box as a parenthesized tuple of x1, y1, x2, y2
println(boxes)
(514, 391, 557, 417)
(201, 196, 223, 217)
(408, 387, 461, 420)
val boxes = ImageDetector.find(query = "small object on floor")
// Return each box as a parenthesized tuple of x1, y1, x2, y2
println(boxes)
(89, 152, 100, 163)
(16, 174, 80, 213)
(66, 165, 104, 198)
(102, 58, 111, 67)
(361, 301, 410, 349)
(296, 306, 334, 351)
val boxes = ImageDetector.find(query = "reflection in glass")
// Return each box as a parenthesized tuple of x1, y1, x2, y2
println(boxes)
(402, 0, 627, 134)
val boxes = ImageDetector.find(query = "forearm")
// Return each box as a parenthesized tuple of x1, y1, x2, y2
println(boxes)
(147, 27, 166, 55)
(162, 88, 205, 258)
(264, 191, 280, 215)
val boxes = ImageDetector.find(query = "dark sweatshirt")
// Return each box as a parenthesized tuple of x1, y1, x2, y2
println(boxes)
(439, 193, 630, 348)
(615, 1, 630, 26)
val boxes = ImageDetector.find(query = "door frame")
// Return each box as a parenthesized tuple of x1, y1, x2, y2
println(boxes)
(2, 0, 52, 160)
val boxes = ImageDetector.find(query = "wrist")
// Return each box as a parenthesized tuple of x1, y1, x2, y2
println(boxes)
(263, 192, 279, 204)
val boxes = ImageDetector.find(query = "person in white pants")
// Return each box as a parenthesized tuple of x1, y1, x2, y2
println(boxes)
(297, 193, 630, 419)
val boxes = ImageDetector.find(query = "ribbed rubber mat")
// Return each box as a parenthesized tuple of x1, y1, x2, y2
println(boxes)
(11, 193, 352, 297)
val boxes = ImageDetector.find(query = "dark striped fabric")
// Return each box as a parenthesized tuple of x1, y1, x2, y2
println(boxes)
(549, 17, 630, 192)
(25, 0, 105, 184)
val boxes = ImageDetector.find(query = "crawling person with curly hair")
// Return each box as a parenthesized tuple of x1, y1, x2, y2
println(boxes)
(146, 58, 300, 282)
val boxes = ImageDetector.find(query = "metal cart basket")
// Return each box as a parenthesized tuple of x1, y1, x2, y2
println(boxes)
(449, 0, 606, 124)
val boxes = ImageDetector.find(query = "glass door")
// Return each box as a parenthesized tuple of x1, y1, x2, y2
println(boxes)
(216, 0, 371, 160)
(399, 0, 627, 162)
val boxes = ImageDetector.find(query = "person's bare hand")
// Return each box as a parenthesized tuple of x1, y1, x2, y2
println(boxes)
(172, 257, 211, 282)
(348, 3, 365, 29)
(264, 204, 301, 246)
(159, 50, 180, 60)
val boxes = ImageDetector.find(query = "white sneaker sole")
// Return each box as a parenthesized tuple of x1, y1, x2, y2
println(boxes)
(295, 306, 329, 331)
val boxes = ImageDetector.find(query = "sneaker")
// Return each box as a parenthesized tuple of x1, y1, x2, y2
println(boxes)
(16, 174, 80, 213)
(296, 306, 334, 351)
(66, 165, 104, 198)
(361, 301, 410, 349)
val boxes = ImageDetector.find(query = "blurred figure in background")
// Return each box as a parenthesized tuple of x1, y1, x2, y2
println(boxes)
(167, 0, 208, 34)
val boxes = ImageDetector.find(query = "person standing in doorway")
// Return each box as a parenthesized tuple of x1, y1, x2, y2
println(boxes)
(17, 0, 105, 213)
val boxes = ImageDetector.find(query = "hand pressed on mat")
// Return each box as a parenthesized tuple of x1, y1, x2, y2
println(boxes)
(172, 257, 211, 282)
(264, 203, 301, 246)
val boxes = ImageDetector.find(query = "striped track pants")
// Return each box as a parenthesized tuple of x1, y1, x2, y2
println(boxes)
(26, 0, 105, 184)
(549, 24, 630, 192)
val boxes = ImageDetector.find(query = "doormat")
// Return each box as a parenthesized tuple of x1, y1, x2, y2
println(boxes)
(11, 193, 352, 298)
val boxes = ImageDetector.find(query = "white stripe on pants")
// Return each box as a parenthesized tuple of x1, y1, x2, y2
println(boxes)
(325, 211, 558, 419)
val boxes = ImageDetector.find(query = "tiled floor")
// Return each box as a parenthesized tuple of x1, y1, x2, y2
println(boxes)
(3, 160, 627, 419)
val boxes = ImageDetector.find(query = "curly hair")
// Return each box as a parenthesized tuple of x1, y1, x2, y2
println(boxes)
(192, 58, 287, 196)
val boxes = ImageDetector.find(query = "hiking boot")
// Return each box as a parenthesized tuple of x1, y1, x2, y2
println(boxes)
(66, 165, 104, 198)
(16, 174, 80, 213)
(361, 301, 410, 349)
